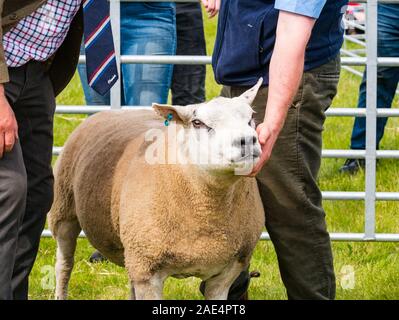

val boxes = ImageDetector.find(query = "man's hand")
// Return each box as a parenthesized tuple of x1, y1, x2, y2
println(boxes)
(0, 84, 18, 158)
(249, 122, 279, 177)
(201, 0, 220, 18)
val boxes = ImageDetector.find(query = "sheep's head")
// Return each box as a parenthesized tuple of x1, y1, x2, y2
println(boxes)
(152, 78, 263, 176)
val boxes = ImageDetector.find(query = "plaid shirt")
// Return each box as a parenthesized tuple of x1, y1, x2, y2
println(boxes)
(3, 0, 81, 67)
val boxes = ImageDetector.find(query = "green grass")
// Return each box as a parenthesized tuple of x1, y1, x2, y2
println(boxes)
(29, 15, 399, 300)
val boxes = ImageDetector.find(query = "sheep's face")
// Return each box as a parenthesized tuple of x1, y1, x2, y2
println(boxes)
(153, 79, 264, 175)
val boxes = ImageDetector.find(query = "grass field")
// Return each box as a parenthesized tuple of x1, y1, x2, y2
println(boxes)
(28, 14, 399, 300)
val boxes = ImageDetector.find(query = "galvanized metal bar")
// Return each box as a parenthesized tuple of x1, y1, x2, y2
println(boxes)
(78, 55, 399, 67)
(124, 56, 399, 66)
(341, 57, 399, 66)
(376, 192, 399, 201)
(349, 49, 367, 55)
(39, 229, 399, 242)
(110, 0, 121, 109)
(322, 192, 399, 201)
(340, 48, 366, 77)
(344, 35, 367, 47)
(52, 145, 399, 159)
(55, 106, 399, 117)
(325, 108, 399, 117)
(327, 108, 366, 117)
(322, 192, 365, 201)
(377, 57, 399, 67)
(261, 232, 399, 242)
(322, 150, 365, 158)
(322, 150, 399, 159)
(344, 20, 367, 32)
(364, 0, 378, 240)
(374, 150, 399, 159)
(341, 48, 364, 58)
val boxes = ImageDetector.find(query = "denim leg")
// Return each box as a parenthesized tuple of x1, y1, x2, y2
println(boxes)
(120, 3, 177, 106)
(350, 72, 368, 150)
(350, 4, 399, 150)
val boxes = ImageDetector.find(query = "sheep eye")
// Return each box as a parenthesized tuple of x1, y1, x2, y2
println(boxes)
(192, 119, 204, 128)
(192, 119, 213, 132)
(249, 119, 255, 128)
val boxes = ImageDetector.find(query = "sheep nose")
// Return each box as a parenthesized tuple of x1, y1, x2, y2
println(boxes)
(235, 135, 257, 148)
(233, 135, 258, 157)
(242, 136, 257, 146)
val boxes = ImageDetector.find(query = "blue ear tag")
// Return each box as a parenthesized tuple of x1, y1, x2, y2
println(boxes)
(164, 113, 173, 126)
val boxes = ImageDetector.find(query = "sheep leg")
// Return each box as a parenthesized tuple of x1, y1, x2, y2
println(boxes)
(129, 283, 136, 300)
(54, 219, 81, 300)
(132, 273, 166, 300)
(203, 262, 245, 300)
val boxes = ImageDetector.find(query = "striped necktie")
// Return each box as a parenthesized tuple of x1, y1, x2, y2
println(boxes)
(83, 0, 119, 96)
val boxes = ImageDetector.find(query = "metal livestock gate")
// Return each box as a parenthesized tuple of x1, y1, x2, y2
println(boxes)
(42, 0, 399, 242)
(341, 2, 399, 94)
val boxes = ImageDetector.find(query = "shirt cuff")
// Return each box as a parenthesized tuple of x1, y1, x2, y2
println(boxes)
(275, 0, 327, 19)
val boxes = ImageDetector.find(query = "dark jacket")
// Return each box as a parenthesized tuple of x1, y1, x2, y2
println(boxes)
(212, 0, 348, 86)
(0, 0, 83, 96)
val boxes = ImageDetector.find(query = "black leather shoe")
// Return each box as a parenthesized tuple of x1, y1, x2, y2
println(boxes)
(89, 251, 107, 263)
(339, 158, 365, 174)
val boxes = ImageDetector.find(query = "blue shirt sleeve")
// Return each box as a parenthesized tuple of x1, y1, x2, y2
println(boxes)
(275, 0, 327, 19)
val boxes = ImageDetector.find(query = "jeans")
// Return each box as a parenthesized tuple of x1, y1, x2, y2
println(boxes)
(350, 4, 399, 150)
(0, 61, 55, 299)
(78, 2, 176, 106)
(224, 56, 340, 300)
(171, 2, 206, 105)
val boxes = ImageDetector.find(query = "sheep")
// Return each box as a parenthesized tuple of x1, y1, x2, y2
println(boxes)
(48, 79, 265, 300)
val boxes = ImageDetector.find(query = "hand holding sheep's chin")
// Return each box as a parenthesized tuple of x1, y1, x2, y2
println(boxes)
(248, 122, 280, 177)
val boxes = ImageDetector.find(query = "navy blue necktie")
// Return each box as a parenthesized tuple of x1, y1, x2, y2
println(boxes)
(83, 0, 119, 96)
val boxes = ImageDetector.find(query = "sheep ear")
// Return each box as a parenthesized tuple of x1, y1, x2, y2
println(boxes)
(152, 103, 195, 124)
(239, 77, 264, 106)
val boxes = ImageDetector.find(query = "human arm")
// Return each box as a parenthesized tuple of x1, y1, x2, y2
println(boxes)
(250, 7, 322, 176)
(0, 1, 18, 158)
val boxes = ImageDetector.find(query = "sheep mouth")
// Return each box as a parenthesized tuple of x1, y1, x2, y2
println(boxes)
(231, 152, 261, 164)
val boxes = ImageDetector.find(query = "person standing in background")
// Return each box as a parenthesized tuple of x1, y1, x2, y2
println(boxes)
(171, 1, 207, 105)
(340, 3, 399, 174)
(78, 2, 176, 106)
(0, 0, 118, 300)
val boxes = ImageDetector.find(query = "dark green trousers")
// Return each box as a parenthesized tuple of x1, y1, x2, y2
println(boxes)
(223, 56, 340, 300)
